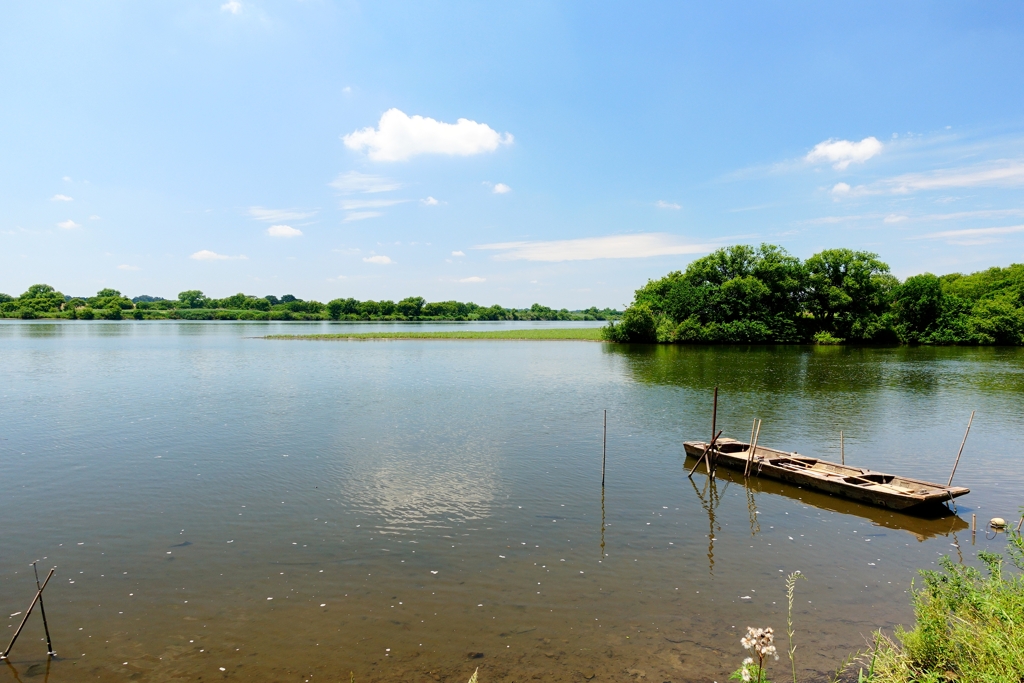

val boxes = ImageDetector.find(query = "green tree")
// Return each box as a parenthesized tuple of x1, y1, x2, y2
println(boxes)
(804, 248, 895, 340)
(629, 244, 804, 342)
(326, 299, 346, 320)
(891, 273, 944, 343)
(968, 295, 1024, 345)
(604, 303, 657, 342)
(90, 289, 135, 310)
(17, 284, 66, 313)
(177, 290, 209, 309)
(397, 296, 425, 317)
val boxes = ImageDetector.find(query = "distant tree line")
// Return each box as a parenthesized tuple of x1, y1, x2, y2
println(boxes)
(605, 244, 1024, 345)
(0, 286, 621, 322)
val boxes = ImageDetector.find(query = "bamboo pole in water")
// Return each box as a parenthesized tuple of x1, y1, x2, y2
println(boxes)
(601, 409, 607, 487)
(1, 567, 55, 660)
(33, 563, 55, 657)
(709, 387, 718, 478)
(745, 420, 762, 478)
(743, 419, 757, 477)
(948, 411, 975, 487)
(840, 430, 844, 466)
(689, 430, 723, 478)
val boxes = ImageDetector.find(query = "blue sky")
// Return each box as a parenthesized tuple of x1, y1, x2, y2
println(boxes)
(3, 2, 1024, 307)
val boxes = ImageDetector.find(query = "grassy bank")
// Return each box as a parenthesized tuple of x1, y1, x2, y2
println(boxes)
(860, 532, 1024, 682)
(264, 328, 605, 341)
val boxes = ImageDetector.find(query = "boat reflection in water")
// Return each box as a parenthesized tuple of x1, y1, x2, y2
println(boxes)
(685, 453, 968, 543)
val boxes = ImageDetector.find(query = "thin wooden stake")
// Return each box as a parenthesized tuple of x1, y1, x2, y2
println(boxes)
(32, 563, 55, 657)
(709, 387, 718, 477)
(601, 409, 607, 487)
(688, 430, 723, 478)
(948, 411, 975, 487)
(972, 514, 977, 533)
(1016, 516, 1023, 533)
(745, 420, 762, 478)
(743, 419, 757, 477)
(1, 568, 55, 660)
(840, 430, 844, 466)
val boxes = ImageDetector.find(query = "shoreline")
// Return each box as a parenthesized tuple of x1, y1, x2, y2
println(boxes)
(264, 328, 606, 341)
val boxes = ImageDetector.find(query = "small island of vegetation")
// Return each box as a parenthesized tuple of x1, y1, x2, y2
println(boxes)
(605, 244, 1024, 345)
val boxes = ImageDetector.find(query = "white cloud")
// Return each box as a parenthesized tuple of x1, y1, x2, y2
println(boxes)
(459, 276, 485, 283)
(221, 1, 242, 14)
(62, 176, 72, 182)
(117, 264, 140, 271)
(363, 255, 393, 264)
(329, 171, 401, 194)
(828, 160, 1024, 199)
(57, 219, 80, 229)
(89, 215, 100, 220)
(267, 224, 302, 238)
(656, 200, 681, 210)
(916, 224, 1024, 245)
(806, 137, 883, 170)
(190, 250, 247, 261)
(883, 160, 1024, 193)
(343, 108, 513, 162)
(884, 214, 908, 223)
(474, 233, 710, 262)
(451, 250, 465, 256)
(344, 211, 383, 222)
(50, 194, 73, 202)
(248, 207, 317, 222)
(340, 199, 407, 210)
(492, 183, 512, 194)
(422, 196, 439, 206)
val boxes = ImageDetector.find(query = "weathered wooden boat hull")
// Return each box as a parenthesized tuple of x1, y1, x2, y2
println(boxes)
(683, 439, 969, 511)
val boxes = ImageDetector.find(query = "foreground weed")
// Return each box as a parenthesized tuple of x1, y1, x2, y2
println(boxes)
(731, 626, 778, 683)
(785, 571, 805, 683)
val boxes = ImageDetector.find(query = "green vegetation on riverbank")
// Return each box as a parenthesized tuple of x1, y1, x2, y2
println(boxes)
(732, 532, 1024, 682)
(606, 244, 1024, 345)
(266, 327, 604, 341)
(861, 531, 1024, 682)
(0, 285, 620, 322)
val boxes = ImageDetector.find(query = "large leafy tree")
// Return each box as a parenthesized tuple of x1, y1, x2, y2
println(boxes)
(625, 244, 804, 342)
(17, 284, 66, 313)
(804, 249, 895, 340)
(177, 290, 209, 309)
(891, 274, 944, 343)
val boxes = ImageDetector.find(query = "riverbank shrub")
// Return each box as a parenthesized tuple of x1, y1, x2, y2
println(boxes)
(856, 528, 1024, 679)
(862, 532, 1024, 682)
(610, 244, 1024, 345)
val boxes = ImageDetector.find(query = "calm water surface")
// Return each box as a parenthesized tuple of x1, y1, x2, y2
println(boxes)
(2, 321, 1024, 683)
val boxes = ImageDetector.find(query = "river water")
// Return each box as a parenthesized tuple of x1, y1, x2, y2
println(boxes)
(2, 321, 1023, 683)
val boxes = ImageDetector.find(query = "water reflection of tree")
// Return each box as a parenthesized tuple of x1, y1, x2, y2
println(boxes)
(604, 344, 1024, 471)
(605, 343, 1024, 395)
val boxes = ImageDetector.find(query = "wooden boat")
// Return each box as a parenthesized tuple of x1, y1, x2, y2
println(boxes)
(683, 438, 969, 510)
